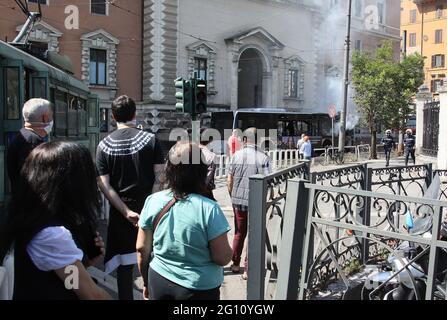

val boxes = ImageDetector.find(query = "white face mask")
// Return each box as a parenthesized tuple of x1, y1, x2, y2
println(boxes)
(44, 121, 54, 135)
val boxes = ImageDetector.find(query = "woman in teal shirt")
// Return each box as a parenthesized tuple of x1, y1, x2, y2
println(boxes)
(136, 142, 232, 300)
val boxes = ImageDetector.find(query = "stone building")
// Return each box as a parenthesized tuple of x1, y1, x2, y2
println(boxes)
(0, 0, 143, 137)
(140, 0, 401, 135)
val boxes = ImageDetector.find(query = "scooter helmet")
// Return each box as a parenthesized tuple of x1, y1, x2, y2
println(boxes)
(406, 129, 413, 135)
(386, 130, 392, 134)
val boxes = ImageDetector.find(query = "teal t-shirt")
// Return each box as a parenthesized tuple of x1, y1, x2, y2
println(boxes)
(139, 189, 231, 290)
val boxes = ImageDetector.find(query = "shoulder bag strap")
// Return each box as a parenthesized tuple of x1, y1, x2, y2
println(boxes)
(152, 197, 177, 232)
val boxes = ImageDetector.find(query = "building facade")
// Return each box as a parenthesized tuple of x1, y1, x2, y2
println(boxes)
(0, 0, 401, 138)
(402, 0, 447, 94)
(140, 0, 401, 134)
(0, 0, 142, 135)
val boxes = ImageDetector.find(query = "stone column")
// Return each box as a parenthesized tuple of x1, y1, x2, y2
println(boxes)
(438, 86, 447, 169)
(415, 84, 431, 155)
(229, 48, 239, 110)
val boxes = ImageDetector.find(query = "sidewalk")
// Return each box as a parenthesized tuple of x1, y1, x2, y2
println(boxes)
(90, 179, 247, 300)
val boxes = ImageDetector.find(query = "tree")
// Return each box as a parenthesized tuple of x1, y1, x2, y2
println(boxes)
(386, 53, 425, 153)
(351, 41, 424, 159)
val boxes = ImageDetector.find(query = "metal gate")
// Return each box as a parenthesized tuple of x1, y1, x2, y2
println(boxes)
(423, 101, 440, 157)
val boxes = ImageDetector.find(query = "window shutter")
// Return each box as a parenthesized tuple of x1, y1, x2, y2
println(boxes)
(442, 55, 445, 67)
(431, 80, 435, 92)
(432, 55, 436, 68)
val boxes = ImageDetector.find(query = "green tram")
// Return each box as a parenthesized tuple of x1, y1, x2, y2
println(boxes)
(0, 40, 100, 208)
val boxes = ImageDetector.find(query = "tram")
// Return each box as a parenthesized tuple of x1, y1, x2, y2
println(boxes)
(0, 40, 100, 207)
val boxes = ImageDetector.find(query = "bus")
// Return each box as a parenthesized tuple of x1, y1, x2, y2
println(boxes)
(0, 40, 100, 207)
(209, 109, 338, 153)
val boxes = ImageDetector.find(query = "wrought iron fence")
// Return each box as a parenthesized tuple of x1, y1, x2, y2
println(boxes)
(247, 162, 310, 300)
(248, 163, 446, 300)
(422, 101, 440, 157)
(368, 164, 433, 197)
(435, 170, 447, 201)
(296, 183, 447, 300)
(311, 164, 367, 189)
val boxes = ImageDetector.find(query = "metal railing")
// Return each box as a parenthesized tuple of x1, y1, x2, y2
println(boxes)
(247, 162, 310, 300)
(296, 183, 447, 300)
(435, 170, 447, 201)
(248, 163, 445, 300)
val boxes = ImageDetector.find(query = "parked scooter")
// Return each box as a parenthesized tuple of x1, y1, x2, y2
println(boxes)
(343, 215, 447, 300)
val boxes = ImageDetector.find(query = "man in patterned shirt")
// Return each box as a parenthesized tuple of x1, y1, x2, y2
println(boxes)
(96, 95, 165, 300)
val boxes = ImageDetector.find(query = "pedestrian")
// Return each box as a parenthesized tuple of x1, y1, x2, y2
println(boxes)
(200, 143, 217, 201)
(7, 98, 53, 195)
(404, 129, 416, 166)
(96, 95, 165, 300)
(227, 128, 271, 280)
(297, 134, 306, 159)
(300, 135, 313, 161)
(382, 130, 396, 167)
(0, 141, 110, 300)
(228, 129, 242, 156)
(136, 141, 232, 300)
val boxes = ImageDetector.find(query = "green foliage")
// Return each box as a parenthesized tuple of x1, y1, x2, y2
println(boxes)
(351, 41, 424, 158)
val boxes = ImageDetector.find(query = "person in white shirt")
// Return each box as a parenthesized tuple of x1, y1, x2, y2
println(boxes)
(0, 141, 110, 300)
(300, 135, 313, 161)
(296, 134, 306, 159)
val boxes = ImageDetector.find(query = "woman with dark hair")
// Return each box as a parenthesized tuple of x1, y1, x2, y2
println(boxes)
(136, 142, 232, 300)
(0, 141, 110, 300)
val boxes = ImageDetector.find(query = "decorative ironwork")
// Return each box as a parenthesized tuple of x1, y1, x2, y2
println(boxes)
(422, 101, 439, 157)
(435, 170, 447, 201)
(264, 163, 309, 298)
(311, 164, 366, 189)
(369, 164, 432, 197)
(248, 162, 310, 300)
(299, 184, 447, 300)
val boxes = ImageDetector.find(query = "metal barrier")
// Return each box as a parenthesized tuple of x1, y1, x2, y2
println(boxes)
(295, 183, 447, 300)
(249, 163, 446, 300)
(247, 162, 310, 300)
(435, 170, 447, 201)
(311, 164, 367, 189)
(368, 164, 433, 197)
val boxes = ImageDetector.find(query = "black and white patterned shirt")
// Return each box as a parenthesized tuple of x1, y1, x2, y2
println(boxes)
(96, 127, 165, 203)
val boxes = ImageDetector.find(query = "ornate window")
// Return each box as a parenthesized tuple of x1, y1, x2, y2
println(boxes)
(15, 21, 62, 53)
(284, 56, 304, 101)
(80, 29, 119, 88)
(186, 41, 217, 95)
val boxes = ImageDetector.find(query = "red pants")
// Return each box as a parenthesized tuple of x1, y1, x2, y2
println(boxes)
(232, 205, 248, 269)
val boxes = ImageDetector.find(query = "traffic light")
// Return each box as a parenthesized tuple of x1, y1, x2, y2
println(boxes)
(194, 79, 207, 114)
(174, 77, 193, 113)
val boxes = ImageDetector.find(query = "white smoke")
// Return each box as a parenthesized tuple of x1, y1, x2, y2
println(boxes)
(314, 0, 360, 131)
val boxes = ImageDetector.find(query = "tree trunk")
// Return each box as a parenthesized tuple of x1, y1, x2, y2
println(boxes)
(370, 131, 378, 159)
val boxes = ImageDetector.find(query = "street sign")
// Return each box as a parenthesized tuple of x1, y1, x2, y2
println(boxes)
(328, 104, 337, 119)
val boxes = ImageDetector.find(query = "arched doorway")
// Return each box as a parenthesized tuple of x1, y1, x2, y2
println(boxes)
(238, 48, 264, 108)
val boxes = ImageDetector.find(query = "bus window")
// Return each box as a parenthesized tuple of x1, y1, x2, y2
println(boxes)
(5, 67, 20, 120)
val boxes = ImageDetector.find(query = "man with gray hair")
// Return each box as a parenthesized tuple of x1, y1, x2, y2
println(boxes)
(227, 127, 271, 280)
(7, 98, 53, 194)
